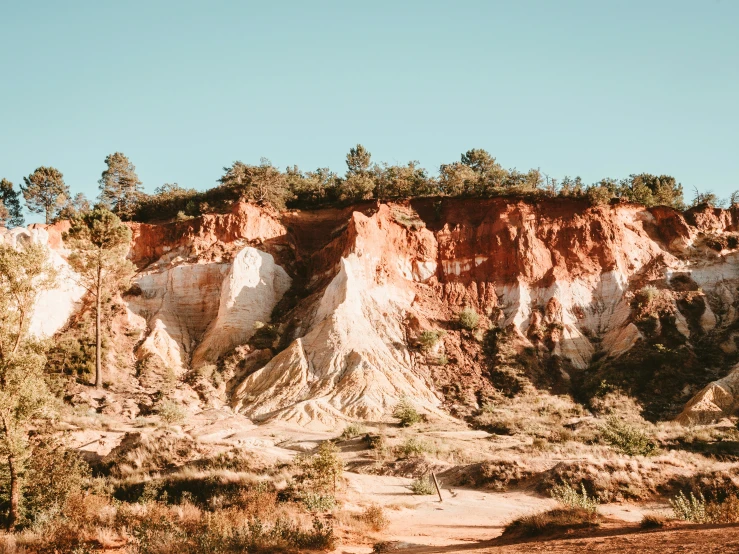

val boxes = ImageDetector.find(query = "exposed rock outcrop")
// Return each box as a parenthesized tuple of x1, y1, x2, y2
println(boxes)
(0, 224, 86, 338)
(21, 197, 739, 427)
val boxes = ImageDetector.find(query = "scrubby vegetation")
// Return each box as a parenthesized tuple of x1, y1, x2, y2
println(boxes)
(418, 329, 444, 351)
(392, 397, 422, 427)
(409, 476, 435, 496)
(550, 481, 599, 512)
(503, 508, 599, 538)
(599, 417, 659, 457)
(457, 307, 480, 331)
(670, 491, 739, 524)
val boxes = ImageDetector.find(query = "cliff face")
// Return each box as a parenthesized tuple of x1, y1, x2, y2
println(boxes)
(25, 198, 739, 429)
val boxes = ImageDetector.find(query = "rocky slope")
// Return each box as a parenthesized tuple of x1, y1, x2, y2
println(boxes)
(19, 198, 739, 429)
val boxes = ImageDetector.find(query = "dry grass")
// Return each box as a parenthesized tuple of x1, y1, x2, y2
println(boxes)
(356, 505, 389, 531)
(16, 486, 337, 553)
(640, 513, 668, 529)
(502, 507, 599, 539)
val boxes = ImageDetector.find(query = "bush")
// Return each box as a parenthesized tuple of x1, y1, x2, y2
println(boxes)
(670, 491, 739, 524)
(155, 399, 187, 425)
(294, 442, 344, 496)
(358, 504, 389, 531)
(22, 441, 91, 525)
(418, 330, 444, 351)
(409, 476, 435, 495)
(340, 423, 367, 440)
(670, 491, 708, 523)
(550, 481, 599, 513)
(599, 417, 658, 456)
(392, 397, 422, 427)
(458, 308, 479, 330)
(503, 507, 599, 538)
(586, 185, 613, 206)
(395, 437, 432, 458)
(301, 493, 337, 513)
(640, 514, 667, 529)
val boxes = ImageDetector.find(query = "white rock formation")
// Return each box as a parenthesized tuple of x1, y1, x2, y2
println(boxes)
(231, 252, 443, 430)
(128, 247, 289, 373)
(0, 226, 85, 338)
(192, 248, 291, 367)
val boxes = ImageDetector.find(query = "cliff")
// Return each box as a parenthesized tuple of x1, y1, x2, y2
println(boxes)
(20, 198, 739, 429)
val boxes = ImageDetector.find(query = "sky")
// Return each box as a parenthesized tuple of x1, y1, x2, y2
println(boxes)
(1, 1, 738, 222)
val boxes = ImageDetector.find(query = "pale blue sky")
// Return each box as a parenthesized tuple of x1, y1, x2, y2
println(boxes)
(1, 1, 738, 221)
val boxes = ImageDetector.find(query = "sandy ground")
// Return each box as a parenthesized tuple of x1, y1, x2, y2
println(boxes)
(67, 411, 736, 554)
(358, 524, 739, 553)
(335, 472, 669, 553)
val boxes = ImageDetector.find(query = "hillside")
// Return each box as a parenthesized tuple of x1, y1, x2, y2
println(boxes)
(6, 196, 739, 551)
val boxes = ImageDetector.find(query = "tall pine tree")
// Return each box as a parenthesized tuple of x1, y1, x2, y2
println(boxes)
(98, 153, 142, 220)
(64, 208, 134, 388)
(21, 167, 68, 224)
(0, 180, 24, 228)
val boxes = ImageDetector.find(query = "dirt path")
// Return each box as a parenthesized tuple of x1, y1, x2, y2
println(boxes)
(364, 523, 739, 553)
(336, 473, 666, 553)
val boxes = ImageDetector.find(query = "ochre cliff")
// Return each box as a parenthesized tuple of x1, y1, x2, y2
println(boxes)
(20, 197, 739, 429)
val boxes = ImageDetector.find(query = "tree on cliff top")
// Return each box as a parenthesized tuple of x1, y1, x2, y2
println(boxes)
(57, 192, 92, 221)
(0, 242, 56, 529)
(0, 180, 24, 228)
(619, 174, 684, 209)
(338, 144, 375, 202)
(65, 208, 134, 388)
(219, 158, 293, 210)
(21, 167, 69, 224)
(98, 152, 142, 220)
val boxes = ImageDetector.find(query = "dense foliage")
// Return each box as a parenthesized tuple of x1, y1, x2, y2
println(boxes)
(5, 146, 726, 225)
(125, 145, 692, 221)
(0, 243, 57, 528)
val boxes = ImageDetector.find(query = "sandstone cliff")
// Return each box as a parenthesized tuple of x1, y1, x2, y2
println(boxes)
(22, 198, 739, 428)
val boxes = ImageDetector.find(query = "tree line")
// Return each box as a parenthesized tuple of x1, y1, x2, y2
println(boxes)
(1, 146, 732, 227)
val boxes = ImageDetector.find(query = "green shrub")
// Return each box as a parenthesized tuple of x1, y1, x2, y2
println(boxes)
(409, 476, 435, 495)
(392, 397, 422, 427)
(366, 434, 387, 451)
(636, 285, 659, 307)
(340, 422, 367, 440)
(586, 185, 613, 206)
(418, 329, 445, 351)
(670, 491, 708, 523)
(294, 442, 344, 495)
(155, 399, 187, 425)
(396, 437, 432, 458)
(22, 441, 91, 525)
(301, 493, 337, 513)
(458, 308, 479, 330)
(599, 417, 659, 456)
(670, 491, 739, 524)
(550, 481, 598, 513)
